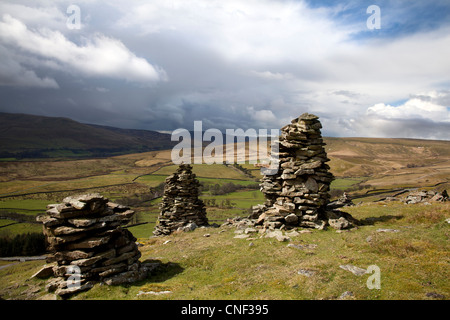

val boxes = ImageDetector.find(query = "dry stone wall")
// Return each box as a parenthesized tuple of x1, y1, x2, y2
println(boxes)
(36, 193, 150, 297)
(153, 164, 209, 236)
(253, 113, 358, 230)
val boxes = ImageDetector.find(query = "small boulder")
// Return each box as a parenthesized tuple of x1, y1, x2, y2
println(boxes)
(31, 264, 55, 279)
(339, 264, 367, 276)
(284, 213, 299, 225)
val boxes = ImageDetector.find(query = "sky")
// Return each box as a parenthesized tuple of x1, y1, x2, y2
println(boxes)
(0, 0, 449, 140)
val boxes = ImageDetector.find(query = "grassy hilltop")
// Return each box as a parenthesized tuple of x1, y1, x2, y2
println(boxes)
(1, 202, 449, 300)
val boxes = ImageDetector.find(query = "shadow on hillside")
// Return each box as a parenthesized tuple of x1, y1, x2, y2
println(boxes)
(141, 259, 184, 284)
(359, 215, 404, 225)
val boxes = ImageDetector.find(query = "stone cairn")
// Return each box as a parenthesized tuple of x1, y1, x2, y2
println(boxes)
(153, 164, 209, 236)
(36, 193, 151, 297)
(252, 113, 358, 230)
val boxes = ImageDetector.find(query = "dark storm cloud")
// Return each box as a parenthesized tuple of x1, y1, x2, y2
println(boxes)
(0, 0, 449, 139)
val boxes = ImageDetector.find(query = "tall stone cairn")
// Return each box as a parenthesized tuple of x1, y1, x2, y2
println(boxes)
(36, 193, 150, 297)
(153, 164, 209, 236)
(254, 113, 358, 230)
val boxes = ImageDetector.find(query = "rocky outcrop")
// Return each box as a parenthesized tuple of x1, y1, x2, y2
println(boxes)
(403, 189, 448, 204)
(153, 164, 209, 236)
(253, 113, 358, 230)
(36, 193, 150, 297)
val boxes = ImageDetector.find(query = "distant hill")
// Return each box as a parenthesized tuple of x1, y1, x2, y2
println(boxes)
(0, 112, 176, 159)
(322, 136, 450, 191)
(324, 136, 450, 176)
(1, 111, 449, 175)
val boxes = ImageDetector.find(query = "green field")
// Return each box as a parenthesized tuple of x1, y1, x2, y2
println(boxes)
(0, 199, 49, 213)
(330, 177, 366, 190)
(1, 202, 448, 300)
(152, 164, 251, 180)
(0, 221, 42, 237)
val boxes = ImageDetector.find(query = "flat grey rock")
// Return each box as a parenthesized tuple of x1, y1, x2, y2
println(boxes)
(339, 264, 367, 276)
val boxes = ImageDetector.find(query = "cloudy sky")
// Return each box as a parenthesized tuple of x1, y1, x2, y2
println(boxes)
(0, 0, 449, 139)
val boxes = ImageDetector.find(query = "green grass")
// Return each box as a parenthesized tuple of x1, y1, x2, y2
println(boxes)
(136, 175, 258, 188)
(197, 177, 258, 186)
(127, 211, 159, 239)
(331, 177, 366, 190)
(152, 164, 250, 180)
(0, 199, 50, 213)
(201, 190, 264, 209)
(0, 219, 17, 227)
(202, 190, 263, 200)
(0, 201, 448, 300)
(134, 174, 167, 187)
(0, 199, 47, 237)
(0, 221, 42, 237)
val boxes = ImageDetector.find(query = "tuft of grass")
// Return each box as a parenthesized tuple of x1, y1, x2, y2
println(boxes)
(404, 204, 449, 224)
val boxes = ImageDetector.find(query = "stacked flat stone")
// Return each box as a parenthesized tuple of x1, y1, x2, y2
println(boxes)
(153, 164, 209, 236)
(36, 193, 148, 297)
(255, 113, 357, 230)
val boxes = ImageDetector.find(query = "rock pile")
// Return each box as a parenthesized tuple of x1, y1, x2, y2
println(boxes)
(328, 192, 355, 209)
(36, 193, 149, 297)
(253, 113, 358, 230)
(153, 164, 209, 236)
(403, 189, 448, 204)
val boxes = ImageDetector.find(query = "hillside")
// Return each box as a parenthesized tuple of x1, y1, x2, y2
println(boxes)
(324, 137, 450, 190)
(0, 112, 175, 159)
(1, 202, 449, 300)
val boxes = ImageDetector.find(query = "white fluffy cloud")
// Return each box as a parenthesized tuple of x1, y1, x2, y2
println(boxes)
(0, 13, 166, 86)
(117, 0, 350, 63)
(343, 91, 450, 140)
(252, 109, 277, 123)
(367, 99, 449, 123)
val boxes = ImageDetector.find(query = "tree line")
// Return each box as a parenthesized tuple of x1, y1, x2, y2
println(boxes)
(0, 233, 46, 257)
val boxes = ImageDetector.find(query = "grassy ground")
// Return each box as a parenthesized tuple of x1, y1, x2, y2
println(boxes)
(330, 177, 367, 190)
(0, 202, 448, 300)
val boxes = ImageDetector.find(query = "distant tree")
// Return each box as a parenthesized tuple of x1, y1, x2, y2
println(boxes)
(0, 233, 46, 257)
